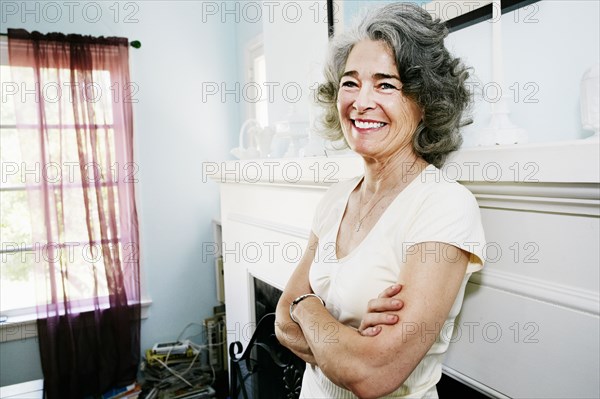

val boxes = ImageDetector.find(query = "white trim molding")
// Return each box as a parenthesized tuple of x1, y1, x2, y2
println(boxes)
(471, 269, 599, 316)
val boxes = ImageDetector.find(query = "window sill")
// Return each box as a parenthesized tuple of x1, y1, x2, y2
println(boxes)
(0, 379, 43, 399)
(0, 299, 152, 343)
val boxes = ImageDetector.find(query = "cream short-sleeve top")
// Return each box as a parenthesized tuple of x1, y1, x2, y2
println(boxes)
(300, 164, 486, 398)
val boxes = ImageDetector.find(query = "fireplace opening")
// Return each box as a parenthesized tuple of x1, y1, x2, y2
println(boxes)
(229, 277, 305, 398)
(253, 278, 282, 324)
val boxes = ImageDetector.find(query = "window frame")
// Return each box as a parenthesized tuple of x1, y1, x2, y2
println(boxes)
(244, 34, 268, 128)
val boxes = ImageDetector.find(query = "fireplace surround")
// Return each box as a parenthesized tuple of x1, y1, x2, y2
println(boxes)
(215, 141, 599, 398)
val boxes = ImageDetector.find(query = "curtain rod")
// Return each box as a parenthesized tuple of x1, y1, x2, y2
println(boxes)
(0, 32, 141, 49)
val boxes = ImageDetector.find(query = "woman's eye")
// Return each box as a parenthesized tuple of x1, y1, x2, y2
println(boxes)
(341, 80, 358, 88)
(379, 82, 398, 90)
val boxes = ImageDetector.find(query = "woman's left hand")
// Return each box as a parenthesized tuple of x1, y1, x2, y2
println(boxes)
(358, 284, 404, 337)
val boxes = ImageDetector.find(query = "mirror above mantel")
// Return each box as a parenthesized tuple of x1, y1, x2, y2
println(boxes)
(322, 0, 599, 146)
(328, 1, 544, 36)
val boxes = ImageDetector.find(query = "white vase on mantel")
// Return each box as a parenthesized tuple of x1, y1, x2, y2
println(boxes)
(581, 63, 600, 140)
(479, 96, 529, 146)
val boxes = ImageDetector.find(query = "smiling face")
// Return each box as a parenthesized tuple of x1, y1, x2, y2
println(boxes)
(337, 39, 422, 160)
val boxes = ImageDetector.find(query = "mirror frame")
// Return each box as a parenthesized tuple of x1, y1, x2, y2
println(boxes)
(326, 0, 542, 37)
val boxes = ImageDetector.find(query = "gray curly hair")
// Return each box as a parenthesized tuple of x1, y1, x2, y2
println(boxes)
(317, 2, 471, 167)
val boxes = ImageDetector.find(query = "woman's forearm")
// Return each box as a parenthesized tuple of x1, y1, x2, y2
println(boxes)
(275, 300, 317, 365)
(275, 320, 316, 364)
(274, 231, 321, 365)
(292, 297, 381, 394)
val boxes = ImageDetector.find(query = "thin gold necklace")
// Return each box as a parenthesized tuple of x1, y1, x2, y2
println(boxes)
(355, 160, 420, 232)
(355, 178, 402, 232)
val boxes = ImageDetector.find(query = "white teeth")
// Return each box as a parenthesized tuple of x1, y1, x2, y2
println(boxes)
(354, 120, 385, 129)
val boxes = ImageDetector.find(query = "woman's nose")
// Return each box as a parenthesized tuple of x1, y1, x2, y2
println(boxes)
(353, 85, 375, 112)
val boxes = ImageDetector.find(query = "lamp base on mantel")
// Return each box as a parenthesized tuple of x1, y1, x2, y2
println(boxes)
(477, 97, 529, 146)
(585, 131, 599, 140)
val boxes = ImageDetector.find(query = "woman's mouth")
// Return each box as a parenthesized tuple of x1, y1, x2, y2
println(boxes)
(352, 119, 387, 131)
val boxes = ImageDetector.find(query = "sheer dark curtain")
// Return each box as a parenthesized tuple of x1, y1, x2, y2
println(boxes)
(8, 29, 141, 398)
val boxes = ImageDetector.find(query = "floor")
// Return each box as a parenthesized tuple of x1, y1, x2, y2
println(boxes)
(1, 373, 487, 399)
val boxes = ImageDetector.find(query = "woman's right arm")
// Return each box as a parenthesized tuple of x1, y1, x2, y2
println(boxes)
(274, 231, 320, 364)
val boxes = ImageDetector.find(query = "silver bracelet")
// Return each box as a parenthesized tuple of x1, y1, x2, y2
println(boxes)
(289, 293, 326, 324)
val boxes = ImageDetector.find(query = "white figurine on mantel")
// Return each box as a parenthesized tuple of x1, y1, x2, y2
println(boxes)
(279, 105, 310, 158)
(477, 0, 528, 146)
(581, 63, 600, 140)
(231, 119, 274, 159)
(300, 128, 326, 157)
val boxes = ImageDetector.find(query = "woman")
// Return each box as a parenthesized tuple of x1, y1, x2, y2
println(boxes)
(275, 3, 485, 398)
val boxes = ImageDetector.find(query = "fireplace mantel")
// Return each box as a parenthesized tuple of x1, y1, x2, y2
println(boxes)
(214, 139, 599, 185)
(215, 140, 599, 398)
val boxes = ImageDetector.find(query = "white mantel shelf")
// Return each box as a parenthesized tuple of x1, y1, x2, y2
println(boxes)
(215, 138, 599, 399)
(211, 139, 600, 185)
(449, 139, 599, 183)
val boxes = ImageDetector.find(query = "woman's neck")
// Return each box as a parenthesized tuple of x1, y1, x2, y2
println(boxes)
(360, 149, 429, 196)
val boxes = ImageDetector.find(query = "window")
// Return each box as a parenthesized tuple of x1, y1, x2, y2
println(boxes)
(1, 60, 36, 313)
(246, 37, 269, 128)
(0, 40, 121, 316)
